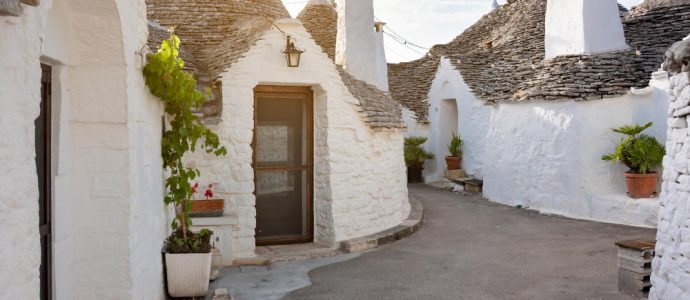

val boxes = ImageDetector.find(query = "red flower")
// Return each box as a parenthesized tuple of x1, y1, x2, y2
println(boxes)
(205, 184, 214, 199)
(191, 182, 199, 194)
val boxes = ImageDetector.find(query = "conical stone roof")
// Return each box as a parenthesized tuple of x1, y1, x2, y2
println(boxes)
(297, 1, 338, 61)
(146, 0, 290, 81)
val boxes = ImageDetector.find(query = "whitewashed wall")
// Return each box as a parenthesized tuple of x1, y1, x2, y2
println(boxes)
(0, 3, 49, 299)
(421, 57, 669, 227)
(189, 19, 409, 259)
(650, 71, 690, 299)
(0, 0, 167, 298)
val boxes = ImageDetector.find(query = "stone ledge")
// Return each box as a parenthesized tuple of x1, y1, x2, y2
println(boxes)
(339, 195, 424, 253)
(191, 213, 239, 227)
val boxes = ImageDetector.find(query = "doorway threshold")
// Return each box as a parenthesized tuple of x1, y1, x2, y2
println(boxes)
(247, 243, 344, 265)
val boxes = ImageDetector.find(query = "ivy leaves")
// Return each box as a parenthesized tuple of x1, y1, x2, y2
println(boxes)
(143, 32, 228, 242)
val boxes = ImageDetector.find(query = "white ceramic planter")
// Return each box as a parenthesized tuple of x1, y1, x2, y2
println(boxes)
(165, 252, 212, 297)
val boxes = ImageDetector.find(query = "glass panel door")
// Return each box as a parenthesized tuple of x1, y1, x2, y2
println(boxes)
(254, 87, 313, 245)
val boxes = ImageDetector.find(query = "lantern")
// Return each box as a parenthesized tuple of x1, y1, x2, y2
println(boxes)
(283, 36, 304, 68)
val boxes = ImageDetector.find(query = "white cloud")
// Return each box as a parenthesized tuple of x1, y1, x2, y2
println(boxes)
(282, 0, 646, 63)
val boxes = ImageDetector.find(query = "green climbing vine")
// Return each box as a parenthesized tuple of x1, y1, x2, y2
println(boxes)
(143, 32, 227, 250)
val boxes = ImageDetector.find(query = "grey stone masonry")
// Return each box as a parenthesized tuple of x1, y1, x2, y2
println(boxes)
(616, 239, 655, 298)
(650, 38, 690, 300)
(0, 0, 21, 16)
(337, 66, 406, 130)
(387, 0, 690, 118)
(0, 0, 38, 16)
(297, 2, 337, 61)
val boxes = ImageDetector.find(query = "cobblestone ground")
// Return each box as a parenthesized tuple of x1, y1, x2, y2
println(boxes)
(285, 184, 655, 300)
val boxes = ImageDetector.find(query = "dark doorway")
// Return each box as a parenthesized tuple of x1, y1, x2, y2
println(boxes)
(253, 86, 313, 245)
(37, 63, 52, 300)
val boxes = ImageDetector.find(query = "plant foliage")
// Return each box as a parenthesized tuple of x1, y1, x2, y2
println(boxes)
(601, 122, 665, 174)
(143, 32, 227, 253)
(447, 132, 464, 157)
(404, 136, 434, 168)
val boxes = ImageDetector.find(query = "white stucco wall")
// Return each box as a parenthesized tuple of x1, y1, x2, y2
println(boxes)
(1, 0, 167, 298)
(190, 19, 409, 259)
(0, 3, 48, 299)
(420, 57, 669, 227)
(544, 0, 628, 59)
(650, 71, 690, 299)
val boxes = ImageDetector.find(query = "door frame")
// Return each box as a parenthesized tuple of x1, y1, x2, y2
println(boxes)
(38, 63, 53, 300)
(252, 85, 314, 246)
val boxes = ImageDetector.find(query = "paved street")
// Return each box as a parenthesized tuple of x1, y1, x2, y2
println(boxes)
(284, 184, 655, 300)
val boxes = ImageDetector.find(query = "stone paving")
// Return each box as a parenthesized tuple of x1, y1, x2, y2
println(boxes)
(215, 184, 656, 300)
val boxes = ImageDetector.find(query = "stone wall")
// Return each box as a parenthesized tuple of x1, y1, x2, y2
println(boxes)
(650, 40, 690, 299)
(188, 19, 409, 258)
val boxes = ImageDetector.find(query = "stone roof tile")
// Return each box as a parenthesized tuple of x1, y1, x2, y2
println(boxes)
(146, 0, 290, 81)
(387, 0, 690, 121)
(297, 3, 338, 61)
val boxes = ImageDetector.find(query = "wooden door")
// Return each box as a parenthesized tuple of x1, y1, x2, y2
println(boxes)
(37, 63, 52, 300)
(253, 86, 313, 245)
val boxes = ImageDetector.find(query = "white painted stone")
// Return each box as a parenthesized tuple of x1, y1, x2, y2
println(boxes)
(189, 19, 409, 260)
(417, 56, 669, 227)
(651, 71, 690, 299)
(1, 0, 167, 298)
(544, 0, 628, 59)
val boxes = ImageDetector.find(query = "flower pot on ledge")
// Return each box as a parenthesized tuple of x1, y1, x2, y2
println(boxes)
(445, 156, 462, 170)
(190, 199, 225, 218)
(624, 172, 658, 199)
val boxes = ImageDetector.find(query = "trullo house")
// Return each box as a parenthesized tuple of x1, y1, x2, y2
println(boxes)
(388, 0, 690, 228)
(0, 0, 409, 298)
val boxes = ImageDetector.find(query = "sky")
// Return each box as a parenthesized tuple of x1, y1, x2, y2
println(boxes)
(282, 0, 646, 63)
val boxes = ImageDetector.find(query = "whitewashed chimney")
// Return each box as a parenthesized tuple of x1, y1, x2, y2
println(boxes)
(335, 0, 388, 91)
(374, 21, 389, 91)
(544, 0, 628, 59)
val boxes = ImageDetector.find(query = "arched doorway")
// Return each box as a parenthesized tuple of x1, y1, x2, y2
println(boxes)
(42, 0, 136, 298)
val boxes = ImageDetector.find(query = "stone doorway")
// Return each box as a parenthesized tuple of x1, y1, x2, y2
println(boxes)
(253, 86, 314, 245)
(37, 63, 52, 300)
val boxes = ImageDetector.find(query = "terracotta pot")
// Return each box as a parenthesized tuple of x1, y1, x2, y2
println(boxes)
(190, 199, 224, 218)
(624, 172, 659, 199)
(445, 156, 462, 170)
(165, 252, 212, 297)
(407, 166, 424, 183)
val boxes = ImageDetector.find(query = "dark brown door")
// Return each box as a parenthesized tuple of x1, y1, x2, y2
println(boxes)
(37, 63, 52, 300)
(253, 86, 313, 245)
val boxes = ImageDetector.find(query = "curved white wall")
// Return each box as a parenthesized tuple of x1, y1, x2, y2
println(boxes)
(422, 57, 668, 227)
(190, 19, 409, 258)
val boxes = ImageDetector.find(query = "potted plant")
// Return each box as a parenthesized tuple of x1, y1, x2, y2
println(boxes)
(404, 136, 434, 183)
(190, 183, 225, 218)
(144, 33, 228, 297)
(602, 122, 665, 198)
(445, 132, 464, 170)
